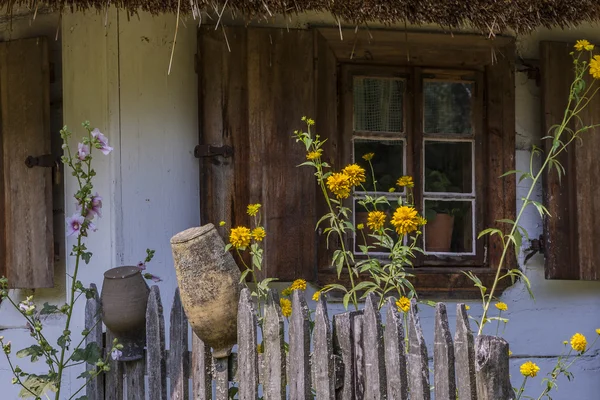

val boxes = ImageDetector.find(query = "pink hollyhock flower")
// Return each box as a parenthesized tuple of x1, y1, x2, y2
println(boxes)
(111, 349, 122, 361)
(137, 262, 146, 271)
(66, 214, 85, 237)
(90, 193, 102, 218)
(77, 143, 89, 161)
(91, 128, 114, 155)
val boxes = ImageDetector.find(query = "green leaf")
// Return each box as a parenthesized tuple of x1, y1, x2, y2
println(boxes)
(40, 302, 60, 315)
(71, 343, 102, 364)
(18, 374, 57, 398)
(343, 293, 351, 310)
(16, 345, 45, 363)
(530, 200, 551, 218)
(499, 169, 522, 178)
(352, 281, 376, 292)
(495, 219, 515, 225)
(477, 228, 503, 239)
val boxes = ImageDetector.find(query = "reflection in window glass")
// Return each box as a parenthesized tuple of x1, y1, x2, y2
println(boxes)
(424, 141, 473, 193)
(354, 139, 404, 192)
(354, 77, 404, 133)
(424, 200, 473, 253)
(424, 81, 473, 135)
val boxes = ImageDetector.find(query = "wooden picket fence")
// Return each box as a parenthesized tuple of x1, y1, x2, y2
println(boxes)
(84, 284, 513, 400)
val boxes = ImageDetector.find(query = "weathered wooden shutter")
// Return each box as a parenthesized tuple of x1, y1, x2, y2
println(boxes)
(0, 37, 53, 288)
(541, 41, 600, 280)
(198, 27, 318, 281)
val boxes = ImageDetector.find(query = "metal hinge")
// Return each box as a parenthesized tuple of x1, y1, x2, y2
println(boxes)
(524, 235, 544, 264)
(24, 154, 61, 184)
(194, 144, 234, 158)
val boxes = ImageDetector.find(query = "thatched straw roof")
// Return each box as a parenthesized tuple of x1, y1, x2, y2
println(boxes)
(7, 1, 600, 33)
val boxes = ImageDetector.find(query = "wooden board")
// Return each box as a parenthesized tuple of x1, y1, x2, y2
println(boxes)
(0, 37, 53, 288)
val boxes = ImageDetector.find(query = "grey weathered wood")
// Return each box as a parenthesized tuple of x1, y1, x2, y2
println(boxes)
(105, 329, 124, 400)
(434, 303, 456, 400)
(169, 288, 189, 400)
(332, 310, 363, 400)
(237, 288, 257, 400)
(475, 335, 512, 400)
(289, 290, 312, 399)
(313, 294, 335, 400)
(85, 283, 104, 400)
(263, 289, 286, 400)
(146, 285, 167, 400)
(192, 333, 213, 400)
(125, 359, 145, 400)
(384, 298, 408, 400)
(407, 299, 430, 400)
(363, 294, 386, 400)
(455, 304, 477, 400)
(353, 313, 365, 400)
(214, 357, 229, 400)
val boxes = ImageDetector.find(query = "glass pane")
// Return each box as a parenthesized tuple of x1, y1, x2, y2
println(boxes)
(423, 81, 473, 135)
(354, 199, 399, 253)
(424, 200, 473, 253)
(424, 141, 472, 193)
(354, 77, 404, 133)
(354, 139, 404, 192)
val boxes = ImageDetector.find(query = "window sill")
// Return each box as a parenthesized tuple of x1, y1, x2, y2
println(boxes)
(316, 267, 513, 300)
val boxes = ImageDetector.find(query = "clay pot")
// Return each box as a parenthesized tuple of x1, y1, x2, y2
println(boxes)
(170, 224, 242, 358)
(425, 213, 455, 252)
(101, 266, 150, 361)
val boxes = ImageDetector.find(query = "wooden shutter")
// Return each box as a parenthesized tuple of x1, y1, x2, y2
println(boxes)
(198, 27, 318, 281)
(541, 41, 600, 280)
(0, 37, 53, 288)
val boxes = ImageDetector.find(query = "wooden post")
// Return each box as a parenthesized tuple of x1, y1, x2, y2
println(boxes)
(85, 283, 104, 400)
(332, 310, 363, 400)
(475, 335, 512, 400)
(237, 288, 258, 400)
(169, 288, 189, 400)
(313, 295, 335, 400)
(124, 360, 145, 400)
(353, 313, 365, 399)
(263, 289, 286, 400)
(192, 334, 213, 400)
(384, 298, 408, 400)
(289, 290, 312, 399)
(433, 303, 456, 400)
(407, 299, 430, 400)
(363, 294, 386, 400)
(146, 285, 167, 400)
(454, 304, 477, 400)
(105, 329, 124, 400)
(214, 357, 229, 400)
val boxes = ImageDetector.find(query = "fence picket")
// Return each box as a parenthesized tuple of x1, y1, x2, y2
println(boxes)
(105, 329, 124, 400)
(169, 288, 189, 400)
(289, 290, 311, 399)
(434, 303, 456, 400)
(332, 310, 362, 400)
(455, 304, 477, 400)
(263, 289, 286, 400)
(313, 295, 335, 400)
(237, 288, 258, 400)
(363, 294, 386, 400)
(475, 335, 512, 400)
(192, 333, 213, 400)
(214, 357, 229, 400)
(146, 285, 167, 400)
(85, 283, 104, 400)
(407, 299, 430, 400)
(124, 360, 145, 400)
(352, 313, 366, 400)
(384, 298, 408, 400)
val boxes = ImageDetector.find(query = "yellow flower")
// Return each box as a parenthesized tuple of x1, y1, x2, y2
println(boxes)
(417, 216, 427, 226)
(508, 350, 513, 356)
(312, 291, 321, 301)
(563, 341, 569, 345)
(367, 211, 386, 231)
(326, 173, 352, 199)
(280, 298, 292, 317)
(247, 204, 262, 216)
(520, 361, 540, 378)
(590, 55, 600, 79)
(230, 226, 251, 248)
(396, 176, 414, 188)
(281, 288, 292, 297)
(219, 220, 226, 226)
(494, 302, 508, 312)
(388, 187, 396, 193)
(362, 153, 374, 161)
(289, 279, 307, 292)
(391, 206, 420, 235)
(342, 164, 366, 186)
(575, 40, 594, 51)
(596, 328, 600, 335)
(570, 333, 587, 353)
(396, 296, 411, 313)
(306, 149, 322, 160)
(465, 305, 470, 310)
(257, 343, 263, 353)
(251, 227, 266, 242)
(357, 223, 364, 230)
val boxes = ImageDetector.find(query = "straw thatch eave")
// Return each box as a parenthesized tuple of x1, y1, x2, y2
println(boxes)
(5, 0, 600, 33)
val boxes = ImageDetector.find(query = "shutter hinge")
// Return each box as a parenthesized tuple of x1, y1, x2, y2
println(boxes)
(524, 235, 544, 264)
(194, 144, 234, 158)
(25, 154, 56, 168)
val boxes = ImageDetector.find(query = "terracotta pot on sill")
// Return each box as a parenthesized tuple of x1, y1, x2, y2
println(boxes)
(425, 213, 455, 253)
(101, 266, 150, 361)
(170, 223, 242, 359)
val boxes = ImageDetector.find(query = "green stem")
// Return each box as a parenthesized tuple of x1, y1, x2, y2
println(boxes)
(2, 348, 40, 399)
(515, 376, 528, 400)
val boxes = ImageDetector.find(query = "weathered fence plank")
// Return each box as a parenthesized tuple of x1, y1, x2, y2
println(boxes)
(85, 283, 104, 400)
(105, 329, 124, 400)
(124, 359, 145, 400)
(214, 357, 229, 400)
(332, 310, 363, 400)
(313, 294, 335, 400)
(407, 299, 430, 400)
(475, 335, 512, 400)
(384, 298, 408, 400)
(289, 290, 312, 399)
(169, 288, 189, 400)
(146, 285, 167, 400)
(455, 304, 477, 400)
(263, 289, 286, 400)
(353, 313, 365, 400)
(237, 288, 257, 400)
(363, 294, 386, 400)
(434, 303, 456, 400)
(192, 333, 213, 400)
